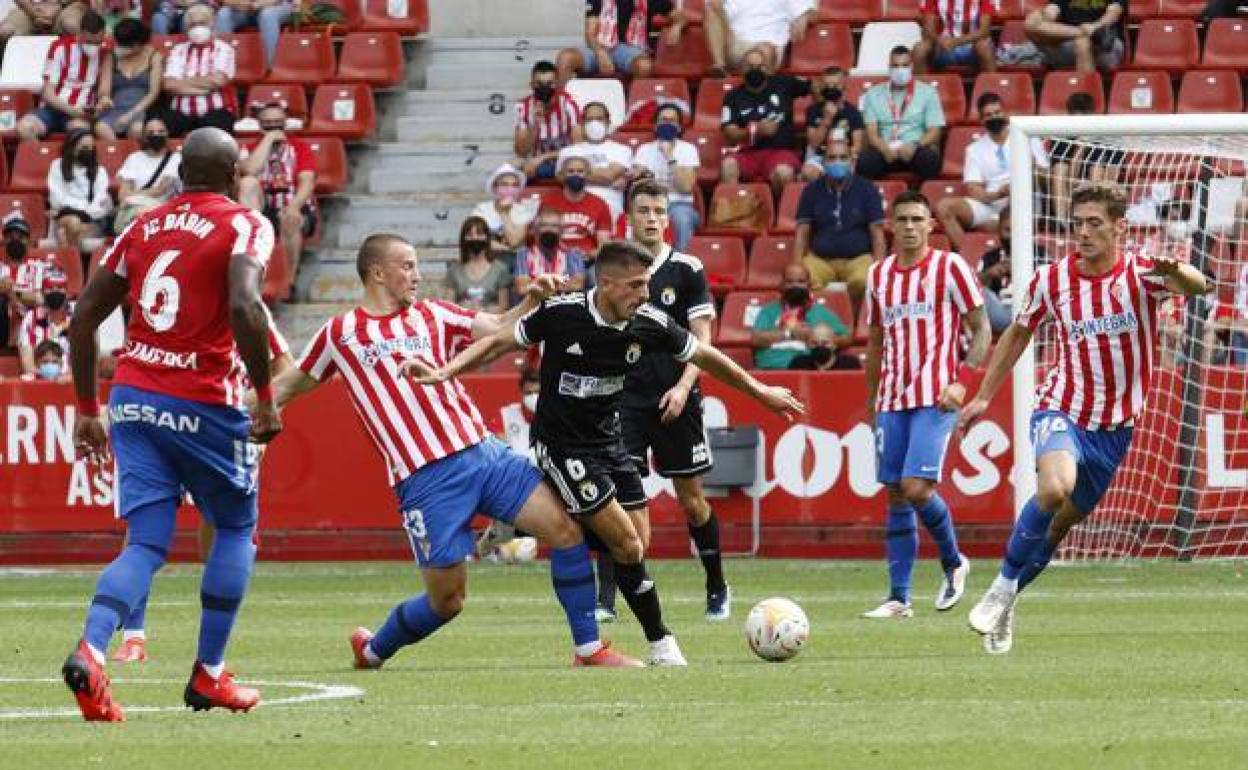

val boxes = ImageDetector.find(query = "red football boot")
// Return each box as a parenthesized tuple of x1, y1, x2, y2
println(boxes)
(111, 637, 148, 663)
(572, 640, 645, 668)
(183, 663, 260, 712)
(62, 641, 125, 722)
(350, 627, 383, 670)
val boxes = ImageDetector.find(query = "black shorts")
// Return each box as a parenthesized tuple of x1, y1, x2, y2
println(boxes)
(621, 397, 713, 479)
(533, 438, 647, 516)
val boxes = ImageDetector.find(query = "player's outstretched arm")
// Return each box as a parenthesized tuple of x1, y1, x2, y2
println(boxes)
(1150, 256, 1208, 297)
(689, 341, 806, 421)
(271, 366, 321, 410)
(471, 274, 567, 340)
(403, 323, 523, 385)
(229, 252, 281, 444)
(959, 321, 1034, 432)
(68, 266, 129, 465)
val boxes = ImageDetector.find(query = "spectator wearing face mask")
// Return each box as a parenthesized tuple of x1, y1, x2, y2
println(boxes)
(30, 339, 69, 381)
(447, 216, 512, 314)
(721, 46, 811, 199)
(858, 46, 945, 181)
(238, 101, 317, 274)
(48, 128, 112, 256)
(471, 164, 540, 253)
(95, 18, 163, 142)
(801, 65, 864, 182)
(114, 117, 181, 232)
(515, 60, 583, 181)
(631, 104, 700, 250)
(556, 101, 633, 219)
(0, 217, 43, 341)
(18, 273, 72, 379)
(557, 0, 682, 83)
(751, 262, 856, 370)
(17, 9, 111, 141)
(513, 206, 588, 297)
(160, 4, 236, 136)
(500, 367, 542, 458)
(539, 155, 614, 255)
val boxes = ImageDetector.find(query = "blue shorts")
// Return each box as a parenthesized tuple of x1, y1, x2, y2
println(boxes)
(32, 105, 73, 135)
(393, 437, 543, 568)
(875, 406, 958, 485)
(933, 43, 979, 69)
(108, 384, 258, 529)
(577, 42, 648, 75)
(1031, 410, 1133, 514)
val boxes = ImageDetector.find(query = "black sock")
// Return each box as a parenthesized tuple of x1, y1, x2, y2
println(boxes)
(688, 512, 727, 594)
(595, 550, 616, 610)
(614, 560, 670, 642)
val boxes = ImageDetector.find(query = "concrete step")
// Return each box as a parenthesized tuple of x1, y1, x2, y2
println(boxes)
(395, 112, 516, 144)
(272, 301, 356, 353)
(428, 0, 582, 38)
(300, 259, 451, 303)
(424, 38, 580, 91)
(333, 196, 478, 248)
(365, 142, 511, 194)
(318, 246, 458, 265)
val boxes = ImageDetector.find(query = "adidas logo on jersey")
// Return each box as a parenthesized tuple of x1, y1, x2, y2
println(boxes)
(566, 343, 583, 356)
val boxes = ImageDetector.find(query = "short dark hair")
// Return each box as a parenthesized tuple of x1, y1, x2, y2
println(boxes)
(34, 339, 63, 360)
(627, 178, 669, 210)
(113, 17, 149, 45)
(531, 60, 557, 77)
(891, 189, 931, 213)
(356, 233, 410, 281)
(976, 91, 1002, 114)
(889, 45, 911, 60)
(1066, 92, 1095, 115)
(80, 9, 106, 34)
(582, 101, 610, 119)
(595, 239, 654, 273)
(822, 65, 845, 77)
(1070, 181, 1128, 221)
(654, 103, 684, 123)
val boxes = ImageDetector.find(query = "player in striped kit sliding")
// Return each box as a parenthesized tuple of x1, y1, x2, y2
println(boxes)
(960, 181, 1208, 654)
(863, 189, 991, 620)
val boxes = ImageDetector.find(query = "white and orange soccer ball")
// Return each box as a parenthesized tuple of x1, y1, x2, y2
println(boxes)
(744, 597, 809, 662)
(495, 536, 538, 564)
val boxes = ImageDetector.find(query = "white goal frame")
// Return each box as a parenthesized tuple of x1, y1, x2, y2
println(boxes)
(1007, 113, 1248, 519)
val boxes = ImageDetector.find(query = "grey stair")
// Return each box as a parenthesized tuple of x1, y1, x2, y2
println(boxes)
(333, 196, 478, 248)
(428, 0, 582, 38)
(424, 37, 580, 90)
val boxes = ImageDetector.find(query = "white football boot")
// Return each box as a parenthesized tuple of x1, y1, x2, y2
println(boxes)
(934, 556, 971, 611)
(968, 575, 1018, 635)
(860, 599, 914, 619)
(647, 635, 688, 667)
(982, 603, 1015, 655)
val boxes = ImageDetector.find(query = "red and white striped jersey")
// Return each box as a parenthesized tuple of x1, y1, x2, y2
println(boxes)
(919, 0, 994, 38)
(515, 90, 581, 155)
(242, 137, 316, 213)
(165, 40, 235, 117)
(867, 248, 984, 412)
(43, 36, 105, 109)
(17, 305, 71, 362)
(1018, 251, 1171, 430)
(297, 301, 492, 485)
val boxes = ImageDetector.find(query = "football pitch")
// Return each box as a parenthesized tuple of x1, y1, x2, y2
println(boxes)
(1, 559, 1246, 770)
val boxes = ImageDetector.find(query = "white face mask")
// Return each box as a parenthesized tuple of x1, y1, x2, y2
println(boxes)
(188, 24, 212, 44)
(584, 119, 608, 143)
(522, 393, 539, 412)
(889, 66, 912, 87)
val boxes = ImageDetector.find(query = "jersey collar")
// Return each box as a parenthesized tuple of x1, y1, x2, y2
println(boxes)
(649, 243, 673, 275)
(586, 288, 628, 330)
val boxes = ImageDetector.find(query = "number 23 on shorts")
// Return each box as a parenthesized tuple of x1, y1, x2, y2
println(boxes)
(402, 508, 431, 560)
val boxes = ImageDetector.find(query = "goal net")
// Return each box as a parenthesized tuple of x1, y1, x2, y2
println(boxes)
(1008, 114, 1248, 560)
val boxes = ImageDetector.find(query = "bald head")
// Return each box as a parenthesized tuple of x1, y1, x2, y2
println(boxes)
(180, 127, 239, 194)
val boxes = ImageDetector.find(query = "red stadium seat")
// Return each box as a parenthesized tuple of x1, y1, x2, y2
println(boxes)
(0, 194, 48, 240)
(967, 72, 1036, 121)
(939, 125, 987, 179)
(1039, 71, 1105, 115)
(96, 139, 136, 189)
(307, 83, 376, 139)
(337, 31, 404, 87)
(786, 22, 854, 75)
(361, 0, 428, 35)
(677, 0, 705, 23)
(267, 32, 336, 84)
(920, 180, 967, 215)
(873, 179, 908, 216)
(747, 236, 796, 289)
(1202, 19, 1248, 70)
(685, 130, 725, 186)
(1108, 71, 1174, 115)
(817, 0, 877, 23)
(693, 77, 739, 130)
(627, 78, 692, 123)
(1177, 70, 1244, 113)
(244, 83, 310, 121)
(844, 74, 887, 109)
(10, 140, 61, 193)
(773, 182, 805, 234)
(609, 130, 649, 155)
(150, 34, 184, 59)
(218, 33, 266, 85)
(880, 0, 923, 21)
(957, 231, 1000, 269)
(992, 0, 1047, 20)
(996, 21, 1044, 72)
(1151, 0, 1208, 18)
(1131, 20, 1199, 72)
(655, 25, 712, 78)
(0, 152, 10, 190)
(916, 74, 966, 126)
(0, 355, 20, 377)
(719, 345, 755, 370)
(305, 136, 348, 193)
(812, 288, 853, 329)
(716, 291, 779, 346)
(0, 89, 33, 142)
(263, 240, 291, 303)
(686, 235, 747, 294)
(704, 183, 776, 239)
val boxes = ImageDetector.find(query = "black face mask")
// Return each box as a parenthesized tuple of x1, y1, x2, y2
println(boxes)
(76, 149, 96, 166)
(650, 0, 673, 13)
(5, 238, 26, 261)
(533, 84, 555, 103)
(985, 117, 1008, 135)
(783, 286, 810, 307)
(45, 291, 67, 311)
(260, 123, 285, 133)
(810, 346, 833, 366)
(464, 238, 489, 254)
(538, 231, 560, 250)
(145, 134, 167, 152)
(565, 175, 587, 193)
(822, 87, 842, 103)
(744, 68, 766, 89)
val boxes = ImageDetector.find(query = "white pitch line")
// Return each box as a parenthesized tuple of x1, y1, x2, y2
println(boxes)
(0, 677, 363, 720)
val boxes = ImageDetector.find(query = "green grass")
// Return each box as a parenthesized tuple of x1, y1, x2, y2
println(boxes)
(1, 560, 1247, 770)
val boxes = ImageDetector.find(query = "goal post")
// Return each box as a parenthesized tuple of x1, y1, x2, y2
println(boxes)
(1006, 113, 1248, 560)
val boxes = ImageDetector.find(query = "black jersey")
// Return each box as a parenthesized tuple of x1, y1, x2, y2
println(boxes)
(515, 289, 697, 451)
(622, 246, 716, 408)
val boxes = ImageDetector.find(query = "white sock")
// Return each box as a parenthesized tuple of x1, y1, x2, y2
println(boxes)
(201, 661, 225, 679)
(575, 641, 603, 658)
(86, 643, 106, 665)
(122, 630, 145, 641)
(993, 575, 1019, 592)
(362, 643, 382, 666)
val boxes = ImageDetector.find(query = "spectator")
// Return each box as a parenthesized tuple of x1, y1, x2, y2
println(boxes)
(238, 101, 316, 273)
(557, 101, 633, 219)
(17, 9, 110, 141)
(31, 339, 68, 381)
(632, 103, 700, 250)
(1048, 91, 1122, 225)
(447, 216, 512, 314)
(794, 136, 885, 313)
(540, 155, 613, 256)
(96, 18, 163, 141)
(936, 92, 1049, 251)
(161, 4, 236, 136)
(1024, 0, 1125, 72)
(152, 0, 195, 34)
(0, 216, 42, 322)
(49, 128, 112, 255)
(751, 262, 856, 370)
(703, 0, 816, 75)
(18, 274, 72, 379)
(801, 65, 864, 182)
(976, 204, 1021, 333)
(215, 0, 293, 69)
(1203, 261, 1248, 367)
(114, 117, 181, 232)
(471, 163, 540, 253)
(0, 0, 86, 47)
(500, 366, 541, 458)
(720, 46, 810, 198)
(513, 207, 588, 296)
(858, 46, 945, 181)
(514, 60, 582, 181)
(557, 0, 683, 82)
(912, 0, 995, 74)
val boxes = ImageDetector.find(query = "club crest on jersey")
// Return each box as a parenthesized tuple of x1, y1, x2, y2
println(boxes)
(579, 480, 599, 502)
(626, 343, 641, 363)
(660, 286, 676, 306)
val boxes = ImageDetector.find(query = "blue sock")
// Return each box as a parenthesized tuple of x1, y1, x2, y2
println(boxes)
(916, 493, 962, 572)
(196, 525, 256, 666)
(123, 592, 149, 632)
(83, 500, 176, 653)
(547, 542, 599, 647)
(1018, 537, 1060, 592)
(369, 594, 449, 660)
(1001, 496, 1054, 581)
(885, 504, 918, 604)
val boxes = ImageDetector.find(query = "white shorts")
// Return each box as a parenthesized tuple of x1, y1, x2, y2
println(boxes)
(966, 197, 1007, 228)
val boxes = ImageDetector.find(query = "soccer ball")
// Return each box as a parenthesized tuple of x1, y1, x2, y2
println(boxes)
(744, 597, 809, 662)
(495, 537, 538, 564)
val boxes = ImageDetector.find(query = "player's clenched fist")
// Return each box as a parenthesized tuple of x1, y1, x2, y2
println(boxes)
(249, 401, 282, 444)
(73, 414, 111, 465)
